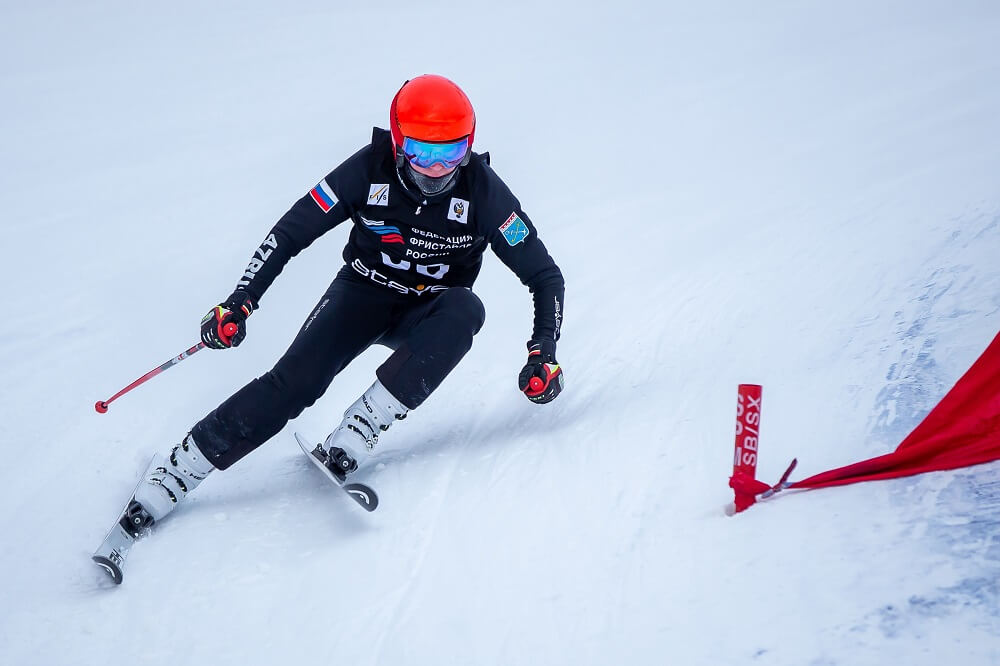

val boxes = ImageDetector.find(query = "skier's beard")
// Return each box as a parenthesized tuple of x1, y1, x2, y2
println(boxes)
(403, 163, 459, 196)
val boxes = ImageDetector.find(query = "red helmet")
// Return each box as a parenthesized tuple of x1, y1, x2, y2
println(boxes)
(390, 75, 476, 166)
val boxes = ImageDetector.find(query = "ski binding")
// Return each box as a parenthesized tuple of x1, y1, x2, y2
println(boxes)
(295, 432, 378, 511)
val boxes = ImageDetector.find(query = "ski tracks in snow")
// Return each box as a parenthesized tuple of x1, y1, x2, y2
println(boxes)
(856, 212, 1000, 647)
(367, 447, 463, 665)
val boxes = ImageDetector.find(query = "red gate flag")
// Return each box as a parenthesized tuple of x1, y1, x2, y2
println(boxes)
(791, 330, 1000, 490)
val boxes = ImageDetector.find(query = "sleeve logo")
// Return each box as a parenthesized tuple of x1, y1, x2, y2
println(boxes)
(448, 198, 470, 224)
(236, 233, 278, 288)
(499, 212, 530, 246)
(368, 184, 390, 206)
(308, 179, 339, 213)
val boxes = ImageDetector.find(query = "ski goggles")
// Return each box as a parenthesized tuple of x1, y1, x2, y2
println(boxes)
(401, 136, 470, 169)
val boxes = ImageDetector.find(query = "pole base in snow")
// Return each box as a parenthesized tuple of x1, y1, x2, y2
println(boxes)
(728, 472, 772, 514)
(725, 459, 799, 515)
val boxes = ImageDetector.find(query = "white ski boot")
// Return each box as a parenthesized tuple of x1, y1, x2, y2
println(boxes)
(321, 380, 409, 478)
(125, 433, 215, 535)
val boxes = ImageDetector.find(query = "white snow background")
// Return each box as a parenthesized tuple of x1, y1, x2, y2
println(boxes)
(2, 1, 999, 664)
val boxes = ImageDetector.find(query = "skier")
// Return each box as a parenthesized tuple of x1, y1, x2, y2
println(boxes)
(124, 74, 565, 530)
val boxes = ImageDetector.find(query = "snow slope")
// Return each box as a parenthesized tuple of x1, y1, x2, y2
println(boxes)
(2, 1, 999, 664)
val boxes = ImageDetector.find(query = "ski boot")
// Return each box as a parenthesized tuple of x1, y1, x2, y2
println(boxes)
(131, 432, 215, 529)
(321, 380, 409, 478)
(93, 434, 216, 583)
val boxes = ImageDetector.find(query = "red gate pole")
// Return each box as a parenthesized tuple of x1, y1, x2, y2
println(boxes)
(727, 384, 770, 514)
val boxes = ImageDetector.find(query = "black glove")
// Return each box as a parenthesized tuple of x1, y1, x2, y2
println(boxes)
(517, 339, 564, 404)
(200, 291, 256, 349)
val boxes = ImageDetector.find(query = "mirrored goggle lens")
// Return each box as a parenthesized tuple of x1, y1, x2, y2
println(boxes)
(402, 136, 470, 168)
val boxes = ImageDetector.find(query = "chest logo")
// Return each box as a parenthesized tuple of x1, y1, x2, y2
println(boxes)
(360, 216, 404, 244)
(499, 212, 530, 247)
(368, 184, 390, 206)
(448, 198, 470, 224)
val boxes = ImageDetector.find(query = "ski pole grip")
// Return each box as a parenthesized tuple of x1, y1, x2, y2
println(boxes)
(222, 322, 238, 337)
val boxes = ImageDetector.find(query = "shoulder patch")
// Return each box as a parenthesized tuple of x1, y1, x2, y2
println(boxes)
(499, 212, 530, 246)
(308, 179, 339, 213)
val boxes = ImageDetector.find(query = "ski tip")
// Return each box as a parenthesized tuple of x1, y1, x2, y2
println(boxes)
(344, 483, 379, 511)
(92, 555, 124, 585)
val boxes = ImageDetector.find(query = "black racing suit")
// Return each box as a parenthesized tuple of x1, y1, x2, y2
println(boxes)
(192, 128, 565, 470)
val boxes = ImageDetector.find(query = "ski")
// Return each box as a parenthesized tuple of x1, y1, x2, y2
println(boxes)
(92, 523, 135, 585)
(295, 432, 379, 511)
(92, 455, 159, 584)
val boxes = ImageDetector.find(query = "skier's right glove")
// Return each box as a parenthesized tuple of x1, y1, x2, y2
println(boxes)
(200, 291, 256, 349)
(518, 339, 564, 404)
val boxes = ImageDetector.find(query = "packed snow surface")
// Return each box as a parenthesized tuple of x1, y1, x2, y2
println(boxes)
(2, 2, 999, 664)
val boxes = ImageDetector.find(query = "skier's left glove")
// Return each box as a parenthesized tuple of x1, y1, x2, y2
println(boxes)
(518, 339, 564, 404)
(200, 291, 256, 349)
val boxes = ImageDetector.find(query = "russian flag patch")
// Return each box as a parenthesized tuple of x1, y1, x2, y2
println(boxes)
(309, 179, 339, 213)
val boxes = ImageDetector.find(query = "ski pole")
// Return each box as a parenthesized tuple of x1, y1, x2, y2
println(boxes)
(95, 323, 238, 414)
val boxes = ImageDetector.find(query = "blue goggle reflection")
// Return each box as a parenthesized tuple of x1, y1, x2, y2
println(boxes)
(401, 136, 470, 168)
